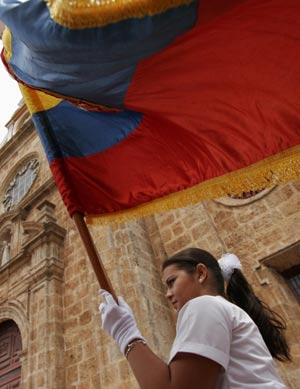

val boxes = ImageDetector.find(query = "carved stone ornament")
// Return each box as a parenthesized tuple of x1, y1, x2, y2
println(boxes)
(3, 159, 39, 212)
(214, 187, 275, 207)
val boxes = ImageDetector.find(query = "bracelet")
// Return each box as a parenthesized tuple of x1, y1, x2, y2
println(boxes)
(125, 339, 147, 359)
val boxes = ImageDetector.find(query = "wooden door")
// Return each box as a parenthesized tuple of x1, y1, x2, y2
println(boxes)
(0, 321, 22, 389)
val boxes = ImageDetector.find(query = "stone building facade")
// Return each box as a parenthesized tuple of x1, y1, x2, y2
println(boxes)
(0, 104, 299, 388)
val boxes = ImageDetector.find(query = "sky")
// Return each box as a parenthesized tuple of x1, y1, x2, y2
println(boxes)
(0, 40, 22, 144)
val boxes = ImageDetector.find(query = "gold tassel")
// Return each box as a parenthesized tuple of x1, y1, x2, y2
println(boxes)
(45, 0, 194, 29)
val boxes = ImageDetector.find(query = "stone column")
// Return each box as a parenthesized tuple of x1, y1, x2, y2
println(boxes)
(21, 204, 66, 389)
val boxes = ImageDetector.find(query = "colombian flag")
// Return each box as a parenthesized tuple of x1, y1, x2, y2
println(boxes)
(1, 0, 300, 224)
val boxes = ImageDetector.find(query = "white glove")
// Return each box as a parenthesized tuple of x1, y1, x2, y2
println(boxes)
(99, 290, 146, 354)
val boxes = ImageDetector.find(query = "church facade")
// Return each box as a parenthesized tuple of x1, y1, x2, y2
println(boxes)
(0, 104, 299, 388)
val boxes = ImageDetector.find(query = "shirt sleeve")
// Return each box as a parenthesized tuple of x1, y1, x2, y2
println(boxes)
(168, 296, 231, 370)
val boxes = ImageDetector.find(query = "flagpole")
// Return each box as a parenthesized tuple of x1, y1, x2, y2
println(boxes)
(72, 212, 117, 301)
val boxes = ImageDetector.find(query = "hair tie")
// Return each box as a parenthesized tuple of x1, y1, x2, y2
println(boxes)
(218, 253, 242, 282)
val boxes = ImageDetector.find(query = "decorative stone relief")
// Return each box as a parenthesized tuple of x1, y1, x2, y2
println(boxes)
(214, 187, 275, 207)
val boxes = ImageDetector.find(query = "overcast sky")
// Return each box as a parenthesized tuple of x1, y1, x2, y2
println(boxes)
(0, 40, 22, 143)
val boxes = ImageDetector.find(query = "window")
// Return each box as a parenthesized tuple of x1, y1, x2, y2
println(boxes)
(282, 265, 300, 300)
(258, 241, 300, 302)
(3, 159, 39, 212)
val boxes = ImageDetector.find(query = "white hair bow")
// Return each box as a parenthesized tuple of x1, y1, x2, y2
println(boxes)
(218, 253, 242, 282)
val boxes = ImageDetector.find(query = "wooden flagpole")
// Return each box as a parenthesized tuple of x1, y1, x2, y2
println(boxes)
(72, 212, 117, 301)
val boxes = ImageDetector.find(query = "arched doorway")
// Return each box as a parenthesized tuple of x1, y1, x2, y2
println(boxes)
(0, 320, 22, 388)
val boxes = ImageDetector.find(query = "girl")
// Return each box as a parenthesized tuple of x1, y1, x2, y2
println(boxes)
(99, 248, 290, 388)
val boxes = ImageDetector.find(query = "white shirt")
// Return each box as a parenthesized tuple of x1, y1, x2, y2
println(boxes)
(168, 295, 286, 388)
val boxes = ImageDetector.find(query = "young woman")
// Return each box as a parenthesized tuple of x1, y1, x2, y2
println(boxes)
(99, 248, 290, 388)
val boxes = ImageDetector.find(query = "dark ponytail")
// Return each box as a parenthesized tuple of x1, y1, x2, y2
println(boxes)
(227, 269, 291, 362)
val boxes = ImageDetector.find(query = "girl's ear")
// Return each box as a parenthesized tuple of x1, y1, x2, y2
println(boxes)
(195, 263, 208, 282)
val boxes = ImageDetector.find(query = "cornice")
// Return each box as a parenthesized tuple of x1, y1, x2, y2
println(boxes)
(0, 252, 65, 289)
(22, 221, 66, 253)
(0, 208, 28, 227)
(260, 241, 300, 273)
(0, 221, 66, 287)
(0, 119, 36, 163)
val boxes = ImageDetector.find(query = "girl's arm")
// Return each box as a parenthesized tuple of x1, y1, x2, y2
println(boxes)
(127, 343, 221, 389)
(99, 291, 221, 389)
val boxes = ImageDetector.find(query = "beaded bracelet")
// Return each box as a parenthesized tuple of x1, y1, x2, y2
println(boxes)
(125, 339, 147, 359)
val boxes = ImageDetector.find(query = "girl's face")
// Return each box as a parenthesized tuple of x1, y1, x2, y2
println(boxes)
(162, 264, 202, 312)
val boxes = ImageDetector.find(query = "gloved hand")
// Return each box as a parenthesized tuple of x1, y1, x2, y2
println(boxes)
(99, 290, 146, 354)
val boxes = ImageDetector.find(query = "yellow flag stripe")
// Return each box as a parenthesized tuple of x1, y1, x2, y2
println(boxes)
(2, 27, 12, 62)
(18, 84, 62, 115)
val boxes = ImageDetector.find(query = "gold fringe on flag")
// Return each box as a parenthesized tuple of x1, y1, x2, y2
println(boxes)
(86, 145, 300, 225)
(45, 0, 194, 29)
